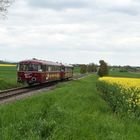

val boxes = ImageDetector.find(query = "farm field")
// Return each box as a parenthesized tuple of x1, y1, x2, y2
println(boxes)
(0, 65, 21, 90)
(109, 70, 140, 78)
(0, 75, 140, 140)
(73, 66, 80, 73)
(97, 77, 140, 116)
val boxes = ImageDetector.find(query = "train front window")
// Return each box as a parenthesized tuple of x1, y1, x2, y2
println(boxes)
(19, 64, 28, 71)
(19, 64, 42, 71)
(28, 64, 42, 71)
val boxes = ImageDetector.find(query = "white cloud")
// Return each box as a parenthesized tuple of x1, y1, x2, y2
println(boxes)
(0, 0, 140, 65)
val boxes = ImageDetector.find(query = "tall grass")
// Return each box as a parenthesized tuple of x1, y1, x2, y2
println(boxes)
(0, 75, 140, 139)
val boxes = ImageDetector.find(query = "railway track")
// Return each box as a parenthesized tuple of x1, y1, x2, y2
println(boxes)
(0, 74, 91, 104)
(0, 81, 58, 104)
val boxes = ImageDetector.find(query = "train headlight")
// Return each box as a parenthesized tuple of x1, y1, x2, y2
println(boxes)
(18, 77, 21, 82)
(31, 77, 36, 82)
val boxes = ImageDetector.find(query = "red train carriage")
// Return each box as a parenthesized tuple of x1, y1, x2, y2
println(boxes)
(17, 59, 73, 85)
(60, 64, 73, 79)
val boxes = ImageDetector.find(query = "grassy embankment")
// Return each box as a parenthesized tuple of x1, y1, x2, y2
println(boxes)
(0, 75, 140, 140)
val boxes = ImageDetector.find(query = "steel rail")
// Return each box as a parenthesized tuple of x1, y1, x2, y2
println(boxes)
(0, 81, 58, 101)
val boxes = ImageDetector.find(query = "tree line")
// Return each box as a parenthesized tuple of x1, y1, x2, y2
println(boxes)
(78, 60, 109, 77)
(80, 63, 97, 74)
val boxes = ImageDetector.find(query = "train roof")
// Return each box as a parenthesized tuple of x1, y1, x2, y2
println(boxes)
(19, 59, 61, 66)
(19, 59, 73, 67)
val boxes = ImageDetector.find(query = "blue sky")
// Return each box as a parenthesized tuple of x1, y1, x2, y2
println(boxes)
(0, 0, 140, 66)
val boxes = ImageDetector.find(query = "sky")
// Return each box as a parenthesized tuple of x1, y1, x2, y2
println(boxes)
(0, 0, 140, 66)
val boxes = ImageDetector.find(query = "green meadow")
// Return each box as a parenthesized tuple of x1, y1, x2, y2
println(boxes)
(73, 66, 81, 73)
(0, 75, 140, 140)
(109, 70, 140, 78)
(0, 66, 20, 90)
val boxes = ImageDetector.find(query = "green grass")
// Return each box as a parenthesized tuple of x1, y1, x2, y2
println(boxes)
(0, 66, 17, 79)
(73, 66, 80, 73)
(109, 70, 140, 78)
(0, 75, 140, 140)
(0, 66, 20, 90)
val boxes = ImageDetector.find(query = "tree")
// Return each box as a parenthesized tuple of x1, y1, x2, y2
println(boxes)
(0, 0, 14, 18)
(98, 60, 109, 77)
(80, 65, 87, 74)
(87, 63, 97, 73)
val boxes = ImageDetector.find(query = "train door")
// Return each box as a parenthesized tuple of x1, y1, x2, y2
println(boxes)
(60, 66, 65, 79)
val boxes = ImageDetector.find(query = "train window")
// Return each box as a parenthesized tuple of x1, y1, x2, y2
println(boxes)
(41, 65, 46, 72)
(48, 66, 60, 72)
(48, 66, 51, 72)
(57, 66, 60, 71)
(19, 64, 28, 71)
(70, 68, 73, 72)
(28, 64, 34, 71)
(28, 64, 40, 71)
(46, 66, 49, 71)
(64, 67, 73, 72)
(55, 66, 57, 71)
(58, 67, 61, 71)
(52, 66, 54, 71)
(37, 65, 42, 71)
(19, 64, 41, 71)
(61, 67, 65, 72)
(69, 68, 72, 72)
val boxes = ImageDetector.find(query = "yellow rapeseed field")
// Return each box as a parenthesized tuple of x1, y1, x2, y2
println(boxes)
(0, 64, 16, 67)
(97, 77, 140, 114)
(99, 77, 140, 89)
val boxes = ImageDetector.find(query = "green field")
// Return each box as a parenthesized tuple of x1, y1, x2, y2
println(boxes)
(0, 75, 140, 140)
(73, 66, 80, 73)
(109, 70, 140, 78)
(0, 66, 21, 90)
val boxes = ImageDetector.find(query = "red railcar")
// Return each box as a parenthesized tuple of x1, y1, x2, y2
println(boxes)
(17, 59, 73, 85)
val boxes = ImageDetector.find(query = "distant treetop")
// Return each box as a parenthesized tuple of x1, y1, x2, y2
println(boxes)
(98, 60, 109, 77)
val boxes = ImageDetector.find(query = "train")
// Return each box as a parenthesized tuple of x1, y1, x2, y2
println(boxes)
(17, 59, 73, 85)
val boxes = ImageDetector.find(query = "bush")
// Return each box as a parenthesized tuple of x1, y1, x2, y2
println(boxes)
(80, 65, 87, 74)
